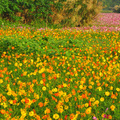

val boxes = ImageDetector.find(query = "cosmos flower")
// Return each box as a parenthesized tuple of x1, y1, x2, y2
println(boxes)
(53, 113, 59, 119)
(110, 105, 115, 111)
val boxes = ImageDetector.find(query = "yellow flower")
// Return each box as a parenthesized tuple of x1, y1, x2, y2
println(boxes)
(40, 80, 43, 84)
(99, 72, 103, 77)
(110, 105, 115, 111)
(39, 67, 45, 73)
(9, 100, 13, 104)
(53, 113, 59, 119)
(21, 109, 26, 117)
(97, 87, 102, 91)
(3, 102, 7, 108)
(85, 103, 89, 107)
(64, 105, 69, 110)
(0, 79, 3, 84)
(116, 88, 120, 92)
(14, 62, 18, 67)
(81, 72, 84, 76)
(101, 113, 105, 118)
(52, 88, 58, 92)
(7, 91, 12, 96)
(19, 63, 22, 66)
(90, 97, 95, 102)
(42, 86, 46, 91)
(105, 91, 110, 96)
(72, 114, 78, 120)
(90, 81, 94, 85)
(94, 100, 99, 105)
(110, 86, 113, 90)
(63, 83, 67, 87)
(58, 107, 63, 113)
(100, 97, 104, 102)
(29, 111, 34, 116)
(63, 92, 67, 97)
(79, 85, 83, 89)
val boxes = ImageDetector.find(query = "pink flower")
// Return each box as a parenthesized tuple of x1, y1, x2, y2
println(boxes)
(93, 116, 97, 120)
(105, 108, 108, 112)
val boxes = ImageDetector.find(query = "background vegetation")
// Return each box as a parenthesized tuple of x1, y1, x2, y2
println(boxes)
(0, 0, 103, 29)
(102, 0, 120, 10)
(0, 0, 120, 29)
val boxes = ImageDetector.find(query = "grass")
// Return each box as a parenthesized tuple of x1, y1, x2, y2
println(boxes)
(0, 16, 120, 120)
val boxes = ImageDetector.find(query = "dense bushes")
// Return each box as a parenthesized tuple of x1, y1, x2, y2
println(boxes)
(0, 0, 102, 27)
(0, 0, 65, 23)
(50, 0, 103, 27)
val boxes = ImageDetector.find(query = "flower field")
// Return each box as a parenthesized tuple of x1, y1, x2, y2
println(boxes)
(64, 13, 120, 32)
(0, 13, 120, 120)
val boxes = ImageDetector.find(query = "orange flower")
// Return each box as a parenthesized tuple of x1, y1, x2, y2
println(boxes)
(81, 113, 86, 117)
(82, 94, 86, 99)
(38, 102, 43, 107)
(108, 115, 112, 119)
(0, 73, 4, 78)
(97, 83, 101, 86)
(33, 99, 36, 103)
(74, 97, 77, 101)
(42, 73, 45, 78)
(84, 56, 87, 60)
(45, 108, 51, 114)
(33, 109, 36, 113)
(33, 79, 37, 83)
(77, 105, 81, 108)
(54, 92, 59, 97)
(42, 79, 46, 83)
(11, 46, 15, 50)
(105, 84, 108, 87)
(31, 53, 33, 55)
(52, 96, 57, 102)
(58, 118, 63, 120)
(111, 94, 116, 99)
(70, 72, 74, 76)
(11, 117, 16, 120)
(72, 89, 76, 95)
(85, 107, 91, 114)
(5, 77, 9, 81)
(25, 98, 29, 104)
(0, 109, 6, 114)
(70, 113, 75, 119)
(74, 85, 78, 88)
(42, 115, 49, 119)
(58, 85, 61, 89)
(36, 115, 41, 120)
(13, 100, 17, 104)
(77, 90, 81, 93)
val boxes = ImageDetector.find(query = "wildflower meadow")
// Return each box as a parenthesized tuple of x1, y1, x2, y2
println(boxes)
(0, 13, 120, 120)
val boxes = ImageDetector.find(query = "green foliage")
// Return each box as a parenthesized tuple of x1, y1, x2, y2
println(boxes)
(102, 0, 120, 10)
(0, 0, 103, 28)
(0, 0, 66, 25)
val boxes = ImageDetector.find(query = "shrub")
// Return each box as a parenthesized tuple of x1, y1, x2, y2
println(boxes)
(50, 0, 103, 27)
(113, 5, 120, 13)
(0, 0, 102, 28)
(0, 0, 65, 25)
